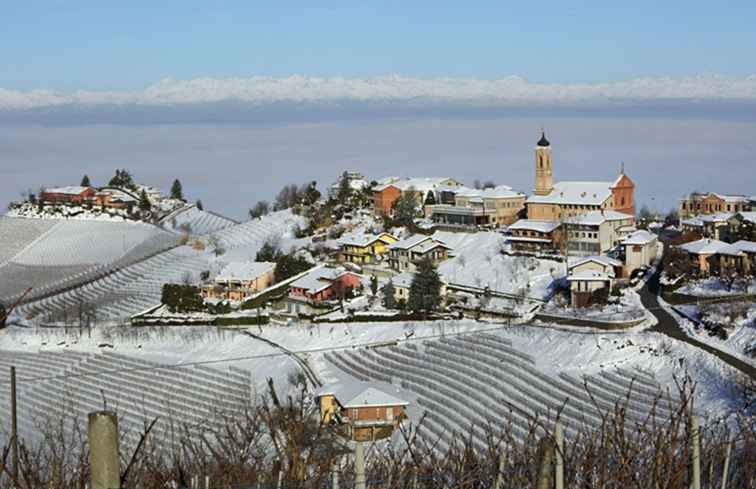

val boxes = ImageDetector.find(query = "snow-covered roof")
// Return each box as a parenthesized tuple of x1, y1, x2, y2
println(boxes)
(290, 266, 352, 293)
(679, 239, 743, 256)
(681, 218, 703, 228)
(391, 272, 415, 288)
(44, 186, 92, 195)
(508, 219, 560, 233)
(526, 181, 613, 205)
(735, 211, 756, 224)
(315, 381, 409, 408)
(713, 193, 748, 203)
(564, 210, 633, 226)
(732, 240, 756, 254)
(374, 177, 460, 194)
(567, 270, 614, 281)
(570, 255, 623, 270)
(507, 236, 553, 243)
(338, 233, 396, 248)
(389, 234, 433, 250)
(216, 261, 275, 282)
(456, 185, 525, 199)
(698, 212, 734, 223)
(413, 240, 451, 254)
(621, 229, 657, 246)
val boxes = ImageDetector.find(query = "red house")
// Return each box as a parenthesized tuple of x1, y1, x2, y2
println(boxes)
(289, 266, 362, 303)
(41, 186, 96, 204)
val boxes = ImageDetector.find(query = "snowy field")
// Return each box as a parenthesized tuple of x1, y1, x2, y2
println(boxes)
(677, 277, 756, 297)
(435, 231, 561, 300)
(673, 302, 756, 366)
(1, 320, 749, 452)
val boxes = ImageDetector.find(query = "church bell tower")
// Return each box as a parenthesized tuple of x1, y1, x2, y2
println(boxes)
(534, 130, 553, 196)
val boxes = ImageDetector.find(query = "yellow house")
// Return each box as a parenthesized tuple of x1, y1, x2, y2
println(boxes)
(337, 233, 398, 264)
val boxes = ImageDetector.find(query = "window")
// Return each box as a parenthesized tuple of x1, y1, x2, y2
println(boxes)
(386, 407, 394, 419)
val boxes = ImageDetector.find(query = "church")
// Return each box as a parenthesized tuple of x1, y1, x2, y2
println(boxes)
(525, 131, 635, 220)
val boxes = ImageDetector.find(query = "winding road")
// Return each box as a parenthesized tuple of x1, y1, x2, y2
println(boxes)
(641, 261, 756, 379)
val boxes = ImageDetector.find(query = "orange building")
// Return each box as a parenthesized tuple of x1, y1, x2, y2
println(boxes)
(373, 184, 402, 216)
(316, 382, 409, 441)
(41, 186, 96, 204)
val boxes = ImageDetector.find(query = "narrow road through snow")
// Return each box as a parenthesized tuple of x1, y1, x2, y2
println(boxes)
(641, 263, 756, 379)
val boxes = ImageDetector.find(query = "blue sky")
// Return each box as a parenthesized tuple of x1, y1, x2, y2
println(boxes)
(2, 1, 756, 90)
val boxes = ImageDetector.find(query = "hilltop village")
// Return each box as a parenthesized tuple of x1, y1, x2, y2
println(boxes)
(3, 131, 754, 348)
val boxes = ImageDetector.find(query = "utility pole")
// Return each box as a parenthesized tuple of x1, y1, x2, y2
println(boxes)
(10, 366, 19, 486)
(354, 441, 366, 489)
(88, 411, 120, 489)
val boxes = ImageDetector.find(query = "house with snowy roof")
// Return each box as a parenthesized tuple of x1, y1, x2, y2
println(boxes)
(372, 177, 463, 216)
(387, 235, 451, 272)
(337, 232, 398, 264)
(41, 186, 96, 204)
(620, 229, 658, 275)
(201, 261, 276, 302)
(563, 210, 636, 258)
(315, 381, 409, 441)
(679, 192, 751, 219)
(733, 240, 756, 271)
(507, 219, 562, 253)
(567, 255, 623, 307)
(287, 265, 363, 305)
(389, 270, 448, 306)
(426, 184, 527, 228)
(525, 131, 635, 221)
(677, 238, 749, 275)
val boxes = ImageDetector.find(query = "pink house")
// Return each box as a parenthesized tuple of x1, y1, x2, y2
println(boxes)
(289, 266, 362, 303)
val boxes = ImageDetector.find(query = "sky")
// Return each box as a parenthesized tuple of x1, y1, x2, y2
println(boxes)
(1, 2, 755, 219)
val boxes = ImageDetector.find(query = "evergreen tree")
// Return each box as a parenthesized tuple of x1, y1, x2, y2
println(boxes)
(249, 200, 270, 219)
(274, 253, 312, 282)
(392, 188, 419, 227)
(80, 175, 91, 187)
(303, 181, 321, 206)
(171, 179, 184, 201)
(382, 280, 396, 309)
(138, 189, 151, 212)
(337, 171, 351, 204)
(424, 191, 436, 206)
(408, 257, 443, 315)
(256, 240, 281, 262)
(196, 199, 203, 211)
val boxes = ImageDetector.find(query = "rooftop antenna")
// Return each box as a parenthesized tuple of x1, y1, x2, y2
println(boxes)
(620, 161, 625, 174)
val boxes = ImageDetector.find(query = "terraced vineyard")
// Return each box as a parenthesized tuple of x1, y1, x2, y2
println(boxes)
(16, 247, 210, 322)
(161, 205, 238, 236)
(0, 350, 250, 453)
(326, 333, 676, 450)
(213, 209, 305, 249)
(0, 217, 60, 266)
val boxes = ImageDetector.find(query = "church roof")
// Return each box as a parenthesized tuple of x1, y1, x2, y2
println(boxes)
(526, 181, 613, 206)
(537, 131, 550, 147)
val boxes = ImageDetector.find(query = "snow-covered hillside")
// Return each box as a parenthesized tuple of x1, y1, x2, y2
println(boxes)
(161, 205, 238, 235)
(0, 321, 747, 452)
(0, 217, 59, 266)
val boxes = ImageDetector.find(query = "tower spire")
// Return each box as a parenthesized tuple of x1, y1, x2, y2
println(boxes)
(537, 128, 550, 147)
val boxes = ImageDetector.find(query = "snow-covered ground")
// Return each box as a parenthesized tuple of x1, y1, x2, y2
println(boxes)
(672, 302, 756, 366)
(160, 205, 238, 235)
(7, 201, 134, 221)
(676, 277, 756, 297)
(435, 231, 562, 300)
(2, 319, 748, 451)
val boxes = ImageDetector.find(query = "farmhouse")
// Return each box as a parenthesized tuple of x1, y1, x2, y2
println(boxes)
(201, 261, 276, 302)
(337, 233, 398, 264)
(387, 235, 451, 272)
(41, 186, 96, 204)
(620, 229, 658, 276)
(288, 266, 363, 304)
(427, 185, 526, 227)
(373, 177, 462, 216)
(563, 210, 635, 258)
(315, 381, 409, 441)
(678, 239, 749, 275)
(525, 131, 635, 220)
(567, 255, 623, 307)
(507, 220, 562, 253)
(678, 192, 750, 219)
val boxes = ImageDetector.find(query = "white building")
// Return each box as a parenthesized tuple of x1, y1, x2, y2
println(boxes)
(567, 256, 623, 307)
(620, 229, 658, 275)
(564, 210, 635, 258)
